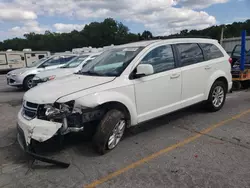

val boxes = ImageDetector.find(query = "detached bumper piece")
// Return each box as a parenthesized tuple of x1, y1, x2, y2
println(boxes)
(17, 125, 70, 168)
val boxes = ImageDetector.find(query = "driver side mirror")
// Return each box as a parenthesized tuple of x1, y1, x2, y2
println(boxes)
(135, 64, 154, 78)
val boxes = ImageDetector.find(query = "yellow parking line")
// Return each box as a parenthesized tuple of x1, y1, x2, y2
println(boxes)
(84, 109, 250, 188)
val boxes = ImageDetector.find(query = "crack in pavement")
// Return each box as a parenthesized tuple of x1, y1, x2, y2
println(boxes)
(176, 125, 250, 150)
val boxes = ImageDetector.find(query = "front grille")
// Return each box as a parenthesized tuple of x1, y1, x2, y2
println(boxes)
(9, 79, 15, 83)
(26, 101, 38, 109)
(22, 101, 39, 120)
(23, 109, 36, 119)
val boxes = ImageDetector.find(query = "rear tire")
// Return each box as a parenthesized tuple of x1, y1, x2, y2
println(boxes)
(23, 75, 34, 90)
(93, 109, 126, 155)
(206, 80, 226, 112)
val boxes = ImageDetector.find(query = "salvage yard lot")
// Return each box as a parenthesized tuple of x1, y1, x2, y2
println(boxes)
(0, 74, 250, 188)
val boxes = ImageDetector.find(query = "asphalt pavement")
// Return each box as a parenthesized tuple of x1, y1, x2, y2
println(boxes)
(0, 74, 250, 188)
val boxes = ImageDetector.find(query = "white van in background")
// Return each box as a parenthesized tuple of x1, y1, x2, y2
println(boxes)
(0, 50, 50, 71)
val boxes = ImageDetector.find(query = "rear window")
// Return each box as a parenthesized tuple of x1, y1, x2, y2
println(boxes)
(199, 43, 224, 60)
(176, 43, 204, 66)
(232, 45, 241, 57)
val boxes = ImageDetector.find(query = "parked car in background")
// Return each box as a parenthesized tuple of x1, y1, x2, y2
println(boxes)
(32, 52, 101, 87)
(17, 38, 232, 157)
(230, 44, 250, 67)
(6, 54, 77, 90)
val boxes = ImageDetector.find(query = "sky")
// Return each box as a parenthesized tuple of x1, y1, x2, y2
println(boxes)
(0, 0, 249, 41)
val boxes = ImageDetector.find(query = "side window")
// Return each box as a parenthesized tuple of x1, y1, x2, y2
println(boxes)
(176, 43, 204, 66)
(140, 45, 175, 74)
(38, 55, 45, 59)
(199, 43, 224, 60)
(60, 56, 75, 64)
(232, 45, 241, 57)
(42, 56, 61, 67)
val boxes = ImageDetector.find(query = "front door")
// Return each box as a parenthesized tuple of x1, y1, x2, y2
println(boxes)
(133, 44, 182, 123)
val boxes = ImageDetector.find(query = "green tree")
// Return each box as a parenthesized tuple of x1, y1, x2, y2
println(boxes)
(141, 30, 153, 40)
(2, 17, 250, 52)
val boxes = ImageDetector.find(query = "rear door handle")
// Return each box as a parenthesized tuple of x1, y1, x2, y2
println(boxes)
(170, 73, 180, 79)
(205, 66, 212, 70)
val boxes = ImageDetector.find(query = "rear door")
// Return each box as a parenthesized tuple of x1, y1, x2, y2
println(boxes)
(175, 43, 207, 107)
(199, 42, 229, 92)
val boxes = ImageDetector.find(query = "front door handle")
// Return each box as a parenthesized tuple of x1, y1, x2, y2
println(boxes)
(170, 73, 180, 79)
(205, 66, 212, 70)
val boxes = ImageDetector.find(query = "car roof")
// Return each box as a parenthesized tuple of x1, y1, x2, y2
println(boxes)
(116, 40, 161, 48)
(162, 38, 218, 44)
(114, 38, 218, 49)
(79, 52, 102, 56)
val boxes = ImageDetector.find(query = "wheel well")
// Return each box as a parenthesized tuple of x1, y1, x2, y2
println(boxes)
(23, 75, 35, 85)
(100, 101, 131, 123)
(214, 77, 228, 92)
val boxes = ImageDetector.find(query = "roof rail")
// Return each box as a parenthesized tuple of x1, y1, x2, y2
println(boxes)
(153, 35, 212, 39)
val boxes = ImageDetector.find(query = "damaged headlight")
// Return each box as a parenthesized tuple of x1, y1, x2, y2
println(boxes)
(44, 100, 75, 118)
(44, 105, 61, 117)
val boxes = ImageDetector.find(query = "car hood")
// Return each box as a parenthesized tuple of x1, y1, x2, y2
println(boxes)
(24, 74, 115, 104)
(36, 68, 77, 79)
(7, 67, 35, 75)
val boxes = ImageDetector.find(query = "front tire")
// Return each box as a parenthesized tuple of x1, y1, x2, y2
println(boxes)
(93, 109, 126, 155)
(23, 75, 34, 90)
(206, 80, 226, 112)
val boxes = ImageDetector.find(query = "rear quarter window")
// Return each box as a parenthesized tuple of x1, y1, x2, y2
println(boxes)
(176, 43, 204, 66)
(199, 43, 224, 60)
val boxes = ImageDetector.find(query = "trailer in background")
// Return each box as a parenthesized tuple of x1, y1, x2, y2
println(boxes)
(221, 36, 250, 55)
(0, 50, 50, 72)
(231, 31, 250, 89)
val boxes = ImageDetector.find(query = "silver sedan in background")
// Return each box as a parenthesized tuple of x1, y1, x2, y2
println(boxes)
(6, 54, 77, 90)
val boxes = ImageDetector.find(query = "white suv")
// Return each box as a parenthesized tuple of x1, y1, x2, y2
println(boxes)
(17, 38, 232, 155)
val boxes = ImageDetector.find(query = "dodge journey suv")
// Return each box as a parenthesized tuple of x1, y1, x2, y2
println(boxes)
(17, 38, 232, 155)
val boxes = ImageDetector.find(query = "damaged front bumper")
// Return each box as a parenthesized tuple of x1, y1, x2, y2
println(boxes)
(17, 110, 70, 168)
(17, 110, 62, 145)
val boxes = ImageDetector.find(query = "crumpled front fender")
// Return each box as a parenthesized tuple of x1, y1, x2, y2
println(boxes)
(72, 90, 138, 126)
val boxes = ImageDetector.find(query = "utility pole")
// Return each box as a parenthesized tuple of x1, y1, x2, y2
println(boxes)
(220, 27, 224, 45)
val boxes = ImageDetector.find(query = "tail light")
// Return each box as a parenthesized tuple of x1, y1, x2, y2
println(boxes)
(229, 57, 233, 64)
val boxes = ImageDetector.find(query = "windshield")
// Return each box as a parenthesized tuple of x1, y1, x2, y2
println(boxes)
(79, 47, 143, 77)
(27, 56, 50, 68)
(62, 55, 89, 68)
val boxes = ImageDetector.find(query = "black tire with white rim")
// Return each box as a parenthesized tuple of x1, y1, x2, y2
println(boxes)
(206, 80, 226, 112)
(93, 109, 126, 155)
(23, 75, 34, 90)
